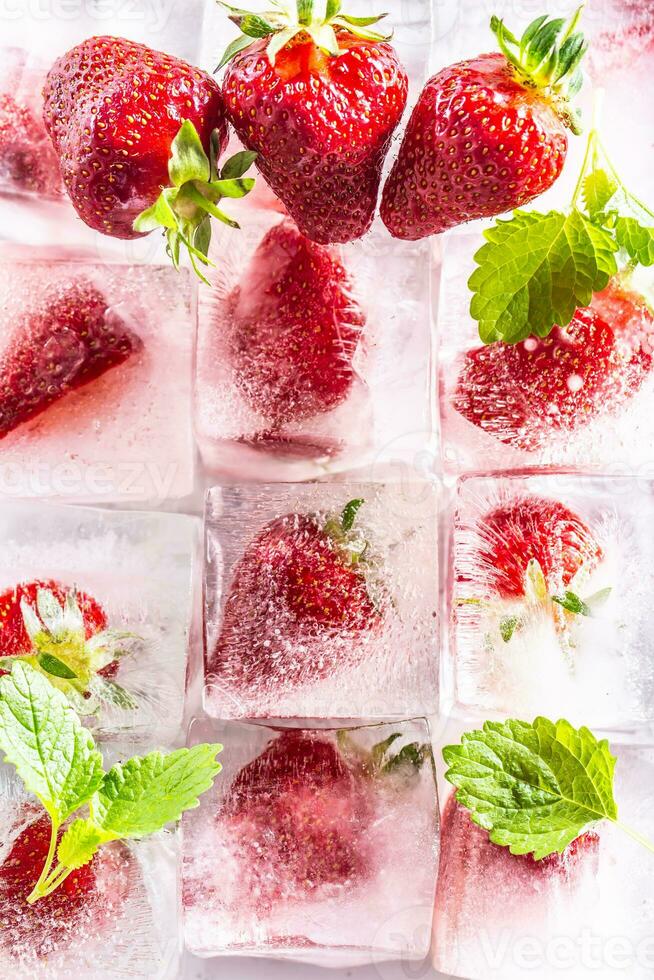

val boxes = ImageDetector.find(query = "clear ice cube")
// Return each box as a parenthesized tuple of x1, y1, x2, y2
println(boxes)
(433, 724, 654, 980)
(0, 499, 200, 745)
(182, 717, 439, 967)
(0, 253, 196, 504)
(444, 473, 654, 732)
(203, 482, 439, 719)
(0, 761, 179, 979)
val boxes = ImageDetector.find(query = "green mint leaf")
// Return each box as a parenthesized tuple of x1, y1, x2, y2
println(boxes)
(57, 817, 107, 871)
(220, 149, 258, 180)
(0, 662, 104, 822)
(92, 744, 223, 839)
(552, 590, 592, 616)
(38, 653, 77, 680)
(469, 209, 618, 343)
(443, 716, 617, 859)
(582, 169, 618, 220)
(168, 120, 210, 187)
(499, 615, 521, 642)
(615, 217, 654, 267)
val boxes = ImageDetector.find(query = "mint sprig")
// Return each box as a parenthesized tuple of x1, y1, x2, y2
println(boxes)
(0, 662, 222, 903)
(444, 716, 654, 859)
(469, 128, 654, 344)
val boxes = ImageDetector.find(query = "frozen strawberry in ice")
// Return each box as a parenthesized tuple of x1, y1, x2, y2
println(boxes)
(0, 279, 141, 440)
(208, 497, 383, 695)
(0, 810, 133, 960)
(226, 219, 365, 430)
(453, 283, 654, 451)
(0, 94, 61, 196)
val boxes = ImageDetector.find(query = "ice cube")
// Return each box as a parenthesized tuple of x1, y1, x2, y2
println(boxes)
(444, 473, 654, 731)
(432, 724, 654, 980)
(182, 717, 439, 967)
(203, 481, 439, 719)
(0, 498, 200, 746)
(0, 760, 179, 979)
(0, 48, 62, 200)
(437, 231, 654, 474)
(195, 210, 432, 481)
(0, 251, 196, 504)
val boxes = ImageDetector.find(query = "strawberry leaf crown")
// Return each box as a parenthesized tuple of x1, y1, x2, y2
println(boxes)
(491, 7, 587, 134)
(217, 0, 391, 69)
(133, 121, 256, 283)
(2, 585, 140, 714)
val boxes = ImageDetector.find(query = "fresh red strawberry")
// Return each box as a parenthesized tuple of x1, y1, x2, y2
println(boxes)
(0, 279, 141, 440)
(226, 219, 364, 427)
(453, 284, 654, 451)
(223, 730, 372, 901)
(43, 37, 252, 272)
(381, 12, 587, 240)
(0, 811, 132, 958)
(0, 94, 61, 196)
(470, 496, 603, 601)
(209, 498, 383, 690)
(218, 2, 408, 243)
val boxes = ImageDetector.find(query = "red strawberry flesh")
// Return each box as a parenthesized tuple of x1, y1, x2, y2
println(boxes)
(227, 219, 364, 428)
(0, 278, 141, 439)
(0, 579, 107, 657)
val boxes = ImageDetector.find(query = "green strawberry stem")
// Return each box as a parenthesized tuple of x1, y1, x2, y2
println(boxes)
(490, 7, 587, 134)
(133, 120, 256, 284)
(217, 0, 391, 68)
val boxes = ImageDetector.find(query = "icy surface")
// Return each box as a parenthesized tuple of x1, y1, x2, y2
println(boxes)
(0, 763, 179, 979)
(203, 482, 439, 719)
(182, 718, 438, 967)
(432, 724, 654, 980)
(0, 499, 200, 744)
(444, 474, 654, 732)
(0, 254, 196, 503)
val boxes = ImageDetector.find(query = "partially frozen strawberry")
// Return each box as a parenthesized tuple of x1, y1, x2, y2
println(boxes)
(0, 811, 132, 959)
(226, 219, 365, 429)
(208, 498, 384, 690)
(0, 93, 62, 196)
(0, 279, 141, 439)
(472, 496, 603, 601)
(453, 283, 654, 450)
(434, 792, 600, 965)
(0, 580, 138, 710)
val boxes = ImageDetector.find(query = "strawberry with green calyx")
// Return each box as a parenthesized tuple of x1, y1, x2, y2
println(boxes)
(223, 728, 430, 903)
(217, 0, 408, 244)
(0, 662, 222, 916)
(381, 9, 587, 241)
(209, 498, 385, 691)
(457, 496, 608, 645)
(442, 716, 654, 858)
(0, 580, 140, 714)
(468, 117, 654, 345)
(43, 37, 256, 281)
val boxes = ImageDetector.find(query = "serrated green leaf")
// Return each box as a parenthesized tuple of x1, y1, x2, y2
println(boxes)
(582, 169, 618, 220)
(220, 149, 258, 180)
(469, 209, 618, 343)
(443, 716, 617, 859)
(57, 817, 107, 871)
(615, 217, 654, 266)
(92, 744, 223, 838)
(0, 662, 104, 823)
